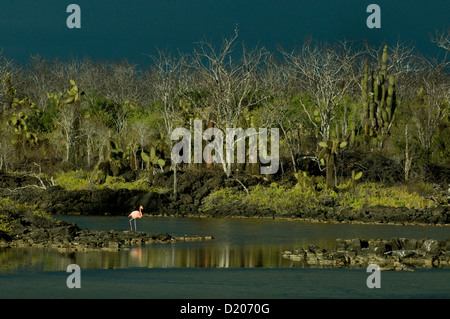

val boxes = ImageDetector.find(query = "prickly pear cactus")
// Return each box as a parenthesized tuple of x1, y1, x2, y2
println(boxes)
(318, 139, 347, 189)
(141, 146, 165, 183)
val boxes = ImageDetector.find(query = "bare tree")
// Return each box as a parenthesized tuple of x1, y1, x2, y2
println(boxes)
(411, 58, 449, 151)
(53, 101, 75, 163)
(262, 98, 301, 172)
(190, 28, 270, 176)
(192, 29, 269, 128)
(125, 116, 156, 170)
(0, 124, 14, 171)
(149, 50, 186, 199)
(19, 56, 66, 111)
(103, 61, 143, 104)
(281, 40, 362, 141)
(432, 28, 450, 52)
(81, 116, 109, 168)
(257, 56, 304, 171)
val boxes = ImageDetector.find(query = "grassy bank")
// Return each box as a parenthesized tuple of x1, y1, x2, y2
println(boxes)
(1, 168, 448, 224)
(53, 169, 448, 214)
(32, 170, 450, 216)
(53, 169, 169, 194)
(200, 181, 447, 217)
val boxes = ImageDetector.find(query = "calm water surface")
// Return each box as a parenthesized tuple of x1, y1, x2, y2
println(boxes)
(1, 216, 449, 298)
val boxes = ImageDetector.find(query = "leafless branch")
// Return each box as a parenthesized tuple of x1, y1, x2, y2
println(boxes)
(432, 28, 450, 52)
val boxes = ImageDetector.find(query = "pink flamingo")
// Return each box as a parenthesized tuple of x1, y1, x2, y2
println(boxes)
(129, 205, 143, 231)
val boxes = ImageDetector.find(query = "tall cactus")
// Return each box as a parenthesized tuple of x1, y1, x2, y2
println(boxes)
(385, 75, 396, 124)
(361, 64, 370, 136)
(361, 45, 396, 140)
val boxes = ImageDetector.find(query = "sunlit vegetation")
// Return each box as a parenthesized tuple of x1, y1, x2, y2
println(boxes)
(201, 181, 445, 216)
(53, 170, 169, 193)
(0, 197, 55, 232)
(0, 30, 448, 209)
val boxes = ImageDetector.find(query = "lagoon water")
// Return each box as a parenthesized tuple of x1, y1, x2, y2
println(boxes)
(1, 216, 449, 299)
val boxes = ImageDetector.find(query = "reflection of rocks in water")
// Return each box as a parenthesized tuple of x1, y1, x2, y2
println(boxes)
(1, 243, 297, 272)
(147, 243, 293, 268)
(282, 238, 450, 271)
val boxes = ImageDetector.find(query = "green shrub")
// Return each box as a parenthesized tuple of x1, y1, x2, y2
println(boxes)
(200, 187, 246, 212)
(337, 182, 439, 210)
(102, 176, 168, 193)
(406, 181, 436, 196)
(0, 197, 55, 232)
(201, 183, 321, 216)
(0, 214, 13, 232)
(200, 181, 441, 216)
(246, 183, 320, 215)
(53, 170, 169, 193)
(54, 170, 92, 190)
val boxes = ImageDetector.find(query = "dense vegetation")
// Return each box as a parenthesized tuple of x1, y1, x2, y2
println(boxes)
(0, 30, 449, 208)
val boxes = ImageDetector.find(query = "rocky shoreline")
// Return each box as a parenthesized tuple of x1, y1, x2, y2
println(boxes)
(0, 223, 214, 252)
(2, 170, 450, 225)
(282, 237, 450, 271)
(1, 172, 449, 271)
(2, 178, 449, 226)
(0, 196, 213, 251)
(0, 226, 173, 251)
